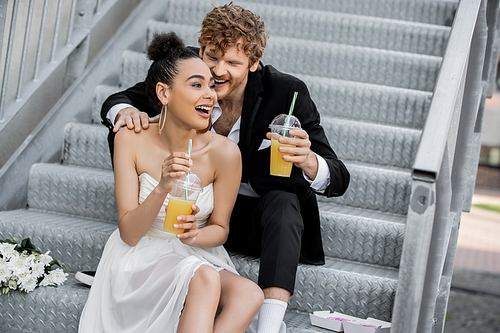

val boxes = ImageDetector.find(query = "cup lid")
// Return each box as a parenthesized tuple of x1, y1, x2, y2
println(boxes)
(172, 173, 203, 191)
(269, 114, 301, 129)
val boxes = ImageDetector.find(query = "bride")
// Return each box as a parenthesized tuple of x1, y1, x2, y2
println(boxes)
(78, 32, 264, 333)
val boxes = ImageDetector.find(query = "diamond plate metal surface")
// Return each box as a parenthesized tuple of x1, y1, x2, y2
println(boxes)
(0, 209, 116, 272)
(231, 254, 397, 322)
(320, 210, 404, 268)
(28, 163, 117, 222)
(322, 117, 421, 168)
(129, 29, 442, 93)
(120, 50, 151, 90)
(300, 75, 432, 129)
(0, 276, 89, 333)
(263, 37, 441, 92)
(228, 0, 457, 26)
(63, 123, 112, 170)
(164, 0, 450, 56)
(321, 162, 412, 215)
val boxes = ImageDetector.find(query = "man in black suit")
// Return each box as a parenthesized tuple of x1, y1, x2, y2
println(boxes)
(87, 3, 349, 332)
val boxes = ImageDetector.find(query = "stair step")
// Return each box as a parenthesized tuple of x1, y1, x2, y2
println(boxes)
(231, 253, 398, 321)
(163, 0, 450, 56)
(328, 162, 411, 215)
(28, 163, 116, 222)
(299, 75, 432, 129)
(144, 23, 442, 91)
(320, 207, 405, 268)
(0, 275, 349, 333)
(264, 36, 441, 91)
(235, 0, 457, 26)
(92, 85, 121, 124)
(322, 117, 421, 168)
(0, 275, 88, 333)
(0, 209, 116, 272)
(63, 122, 112, 170)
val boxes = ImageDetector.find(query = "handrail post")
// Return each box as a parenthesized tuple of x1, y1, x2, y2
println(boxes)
(391, 180, 436, 333)
(62, 0, 95, 90)
(484, 0, 500, 97)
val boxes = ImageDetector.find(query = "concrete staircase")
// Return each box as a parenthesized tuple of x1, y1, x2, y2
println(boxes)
(0, 0, 463, 332)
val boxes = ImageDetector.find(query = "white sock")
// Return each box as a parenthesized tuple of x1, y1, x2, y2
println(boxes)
(257, 299, 287, 333)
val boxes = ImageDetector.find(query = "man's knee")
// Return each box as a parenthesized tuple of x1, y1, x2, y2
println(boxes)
(260, 190, 303, 231)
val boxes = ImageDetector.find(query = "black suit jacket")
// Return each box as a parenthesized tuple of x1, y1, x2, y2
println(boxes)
(101, 63, 350, 265)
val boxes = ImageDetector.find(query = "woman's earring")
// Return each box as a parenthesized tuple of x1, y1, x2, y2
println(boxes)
(158, 103, 167, 136)
(197, 113, 212, 134)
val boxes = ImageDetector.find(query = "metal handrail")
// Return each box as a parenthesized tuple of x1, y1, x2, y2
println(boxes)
(392, 0, 487, 332)
(411, 0, 481, 183)
(0, 0, 117, 124)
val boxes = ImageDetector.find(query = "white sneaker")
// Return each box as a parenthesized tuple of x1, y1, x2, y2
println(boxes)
(75, 271, 95, 286)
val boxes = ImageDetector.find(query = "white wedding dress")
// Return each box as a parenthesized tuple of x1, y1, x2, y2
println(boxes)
(78, 173, 238, 333)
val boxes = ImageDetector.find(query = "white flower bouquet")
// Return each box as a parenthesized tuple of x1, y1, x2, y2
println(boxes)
(0, 237, 68, 295)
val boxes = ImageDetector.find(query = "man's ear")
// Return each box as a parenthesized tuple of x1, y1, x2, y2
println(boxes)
(199, 47, 205, 59)
(156, 82, 170, 105)
(249, 59, 260, 72)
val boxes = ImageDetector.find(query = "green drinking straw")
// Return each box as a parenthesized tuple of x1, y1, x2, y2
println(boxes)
(186, 139, 192, 201)
(284, 92, 298, 135)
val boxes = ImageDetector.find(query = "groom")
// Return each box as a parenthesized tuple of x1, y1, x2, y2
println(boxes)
(82, 3, 349, 332)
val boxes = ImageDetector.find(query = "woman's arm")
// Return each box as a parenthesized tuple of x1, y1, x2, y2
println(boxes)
(114, 130, 192, 247)
(177, 138, 242, 248)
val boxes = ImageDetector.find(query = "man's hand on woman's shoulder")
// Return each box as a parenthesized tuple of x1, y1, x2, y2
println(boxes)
(113, 107, 158, 133)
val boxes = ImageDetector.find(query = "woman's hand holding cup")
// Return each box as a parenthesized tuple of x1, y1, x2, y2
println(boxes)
(159, 152, 193, 194)
(173, 204, 201, 244)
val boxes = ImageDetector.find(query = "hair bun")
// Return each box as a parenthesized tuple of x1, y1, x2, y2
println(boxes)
(147, 32, 186, 62)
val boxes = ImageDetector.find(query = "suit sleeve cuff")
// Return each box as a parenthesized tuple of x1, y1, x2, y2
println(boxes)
(107, 103, 134, 126)
(303, 153, 330, 193)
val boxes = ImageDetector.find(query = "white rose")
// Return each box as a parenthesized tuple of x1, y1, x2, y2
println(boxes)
(8, 278, 17, 290)
(0, 243, 17, 260)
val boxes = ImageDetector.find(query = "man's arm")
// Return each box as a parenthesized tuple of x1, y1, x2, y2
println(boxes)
(288, 79, 350, 197)
(101, 81, 157, 130)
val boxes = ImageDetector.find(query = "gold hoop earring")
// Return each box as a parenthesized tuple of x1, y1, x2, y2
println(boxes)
(197, 113, 212, 134)
(158, 103, 167, 136)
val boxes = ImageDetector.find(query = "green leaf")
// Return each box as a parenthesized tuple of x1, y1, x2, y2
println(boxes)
(20, 238, 37, 252)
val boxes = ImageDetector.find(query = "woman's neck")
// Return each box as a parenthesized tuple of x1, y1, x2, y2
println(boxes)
(160, 122, 198, 154)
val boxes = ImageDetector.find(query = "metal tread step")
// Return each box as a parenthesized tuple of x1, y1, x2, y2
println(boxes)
(0, 274, 347, 333)
(0, 209, 116, 273)
(62, 122, 112, 171)
(28, 163, 117, 222)
(297, 74, 432, 129)
(234, 0, 457, 26)
(143, 22, 442, 91)
(320, 208, 404, 268)
(231, 253, 397, 321)
(321, 117, 421, 169)
(161, 0, 450, 56)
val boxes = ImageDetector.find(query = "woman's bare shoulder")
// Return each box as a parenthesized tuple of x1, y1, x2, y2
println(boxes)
(207, 132, 241, 159)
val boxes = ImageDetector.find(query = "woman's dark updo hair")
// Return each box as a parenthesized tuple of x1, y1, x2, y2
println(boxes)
(145, 32, 199, 112)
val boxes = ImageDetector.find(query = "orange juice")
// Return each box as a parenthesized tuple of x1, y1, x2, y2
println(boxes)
(270, 139, 295, 177)
(163, 198, 196, 234)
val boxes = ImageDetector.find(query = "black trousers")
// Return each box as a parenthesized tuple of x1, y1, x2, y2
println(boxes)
(224, 190, 304, 294)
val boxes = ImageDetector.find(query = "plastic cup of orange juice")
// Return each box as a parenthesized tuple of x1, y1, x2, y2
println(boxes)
(269, 114, 301, 177)
(164, 173, 203, 234)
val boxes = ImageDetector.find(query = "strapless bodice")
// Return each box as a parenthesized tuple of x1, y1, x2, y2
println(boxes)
(138, 173, 214, 239)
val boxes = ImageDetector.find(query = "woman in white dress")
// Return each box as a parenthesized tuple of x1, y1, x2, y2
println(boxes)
(78, 32, 264, 333)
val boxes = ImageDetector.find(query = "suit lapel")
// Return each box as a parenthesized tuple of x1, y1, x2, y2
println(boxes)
(239, 68, 264, 154)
